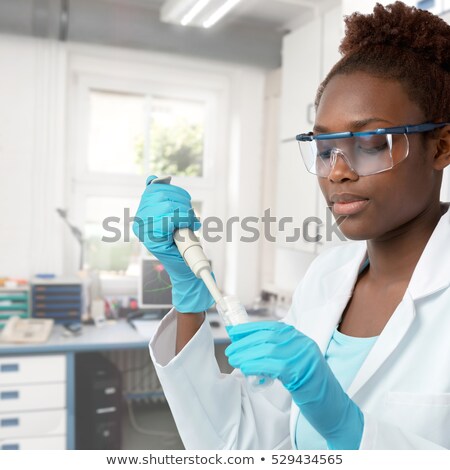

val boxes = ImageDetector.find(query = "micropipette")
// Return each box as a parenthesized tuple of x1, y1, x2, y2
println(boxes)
(149, 176, 273, 390)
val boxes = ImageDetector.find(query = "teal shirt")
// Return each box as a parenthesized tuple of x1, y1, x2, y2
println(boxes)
(295, 258, 378, 449)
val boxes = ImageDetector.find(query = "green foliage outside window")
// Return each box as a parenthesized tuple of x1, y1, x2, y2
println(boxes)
(135, 118, 204, 177)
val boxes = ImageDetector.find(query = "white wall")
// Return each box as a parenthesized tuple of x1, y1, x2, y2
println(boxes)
(222, 67, 265, 303)
(342, 0, 417, 15)
(259, 69, 281, 292)
(270, 4, 343, 298)
(0, 34, 267, 304)
(0, 35, 35, 278)
(0, 35, 66, 279)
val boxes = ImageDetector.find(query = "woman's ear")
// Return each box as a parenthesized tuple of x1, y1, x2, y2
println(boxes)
(433, 126, 450, 170)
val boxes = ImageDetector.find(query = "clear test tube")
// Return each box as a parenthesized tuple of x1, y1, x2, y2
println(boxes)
(216, 295, 274, 391)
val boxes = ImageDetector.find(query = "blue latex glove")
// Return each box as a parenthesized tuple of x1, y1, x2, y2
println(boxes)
(132, 175, 215, 313)
(225, 321, 364, 450)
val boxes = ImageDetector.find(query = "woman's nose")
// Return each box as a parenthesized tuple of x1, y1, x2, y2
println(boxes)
(327, 150, 358, 182)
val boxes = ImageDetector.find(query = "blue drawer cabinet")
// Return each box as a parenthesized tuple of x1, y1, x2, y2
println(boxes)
(31, 283, 82, 324)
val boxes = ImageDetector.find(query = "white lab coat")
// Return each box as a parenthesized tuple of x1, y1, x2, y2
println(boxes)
(149, 205, 450, 450)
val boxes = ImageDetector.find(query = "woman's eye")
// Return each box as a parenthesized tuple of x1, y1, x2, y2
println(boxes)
(318, 149, 332, 159)
(358, 143, 388, 154)
(356, 135, 389, 155)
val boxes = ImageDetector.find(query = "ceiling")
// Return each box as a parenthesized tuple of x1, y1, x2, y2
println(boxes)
(0, 0, 340, 69)
(98, 0, 339, 32)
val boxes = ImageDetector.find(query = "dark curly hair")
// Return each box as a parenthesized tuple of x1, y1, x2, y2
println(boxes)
(315, 1, 450, 122)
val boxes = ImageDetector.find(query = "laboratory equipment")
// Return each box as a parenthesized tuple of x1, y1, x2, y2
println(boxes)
(134, 175, 214, 313)
(56, 208, 85, 270)
(138, 258, 173, 310)
(31, 278, 83, 325)
(150, 176, 273, 389)
(226, 320, 364, 449)
(0, 317, 54, 344)
(0, 286, 30, 329)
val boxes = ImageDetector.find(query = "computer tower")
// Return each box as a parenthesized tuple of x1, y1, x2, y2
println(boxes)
(75, 352, 122, 449)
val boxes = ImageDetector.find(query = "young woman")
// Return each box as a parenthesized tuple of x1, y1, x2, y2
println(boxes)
(134, 2, 450, 449)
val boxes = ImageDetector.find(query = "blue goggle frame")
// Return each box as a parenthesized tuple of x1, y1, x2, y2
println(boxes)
(296, 121, 450, 142)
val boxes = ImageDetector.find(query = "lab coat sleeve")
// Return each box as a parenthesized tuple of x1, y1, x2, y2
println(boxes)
(149, 308, 293, 450)
(360, 413, 447, 449)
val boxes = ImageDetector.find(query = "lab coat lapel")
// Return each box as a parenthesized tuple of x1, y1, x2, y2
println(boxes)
(348, 205, 450, 397)
(291, 205, 450, 444)
(407, 203, 450, 300)
(297, 239, 415, 399)
(303, 297, 352, 353)
(347, 292, 415, 398)
(290, 242, 367, 445)
(298, 243, 367, 353)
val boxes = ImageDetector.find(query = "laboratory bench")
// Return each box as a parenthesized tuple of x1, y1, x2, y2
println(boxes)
(0, 316, 231, 450)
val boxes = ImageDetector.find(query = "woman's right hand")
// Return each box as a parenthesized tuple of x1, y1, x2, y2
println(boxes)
(132, 175, 215, 313)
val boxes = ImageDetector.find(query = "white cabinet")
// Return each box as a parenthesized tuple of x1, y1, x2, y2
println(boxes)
(277, 5, 344, 255)
(0, 436, 66, 450)
(275, 141, 319, 253)
(0, 354, 67, 450)
(322, 5, 344, 78)
(280, 18, 321, 141)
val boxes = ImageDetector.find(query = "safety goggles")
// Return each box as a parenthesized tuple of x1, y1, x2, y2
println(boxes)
(296, 122, 450, 177)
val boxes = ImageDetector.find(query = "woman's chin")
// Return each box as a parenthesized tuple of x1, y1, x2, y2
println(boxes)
(334, 221, 373, 241)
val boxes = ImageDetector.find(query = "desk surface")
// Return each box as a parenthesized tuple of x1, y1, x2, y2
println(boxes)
(0, 314, 232, 356)
(0, 320, 148, 355)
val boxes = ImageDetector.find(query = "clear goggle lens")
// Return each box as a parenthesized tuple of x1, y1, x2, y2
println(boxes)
(298, 133, 409, 177)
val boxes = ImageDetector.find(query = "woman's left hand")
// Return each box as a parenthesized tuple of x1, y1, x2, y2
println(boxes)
(225, 321, 364, 450)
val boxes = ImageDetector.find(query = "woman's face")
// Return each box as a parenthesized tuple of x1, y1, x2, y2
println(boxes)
(316, 71, 441, 241)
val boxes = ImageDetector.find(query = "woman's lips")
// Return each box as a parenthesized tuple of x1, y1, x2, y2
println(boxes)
(333, 199, 369, 216)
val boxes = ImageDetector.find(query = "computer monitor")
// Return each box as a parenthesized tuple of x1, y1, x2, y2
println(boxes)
(138, 258, 173, 309)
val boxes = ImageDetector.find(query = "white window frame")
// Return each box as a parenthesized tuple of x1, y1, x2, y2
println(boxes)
(66, 47, 230, 286)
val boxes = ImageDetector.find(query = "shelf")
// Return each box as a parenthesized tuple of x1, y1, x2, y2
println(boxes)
(0, 303, 28, 311)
